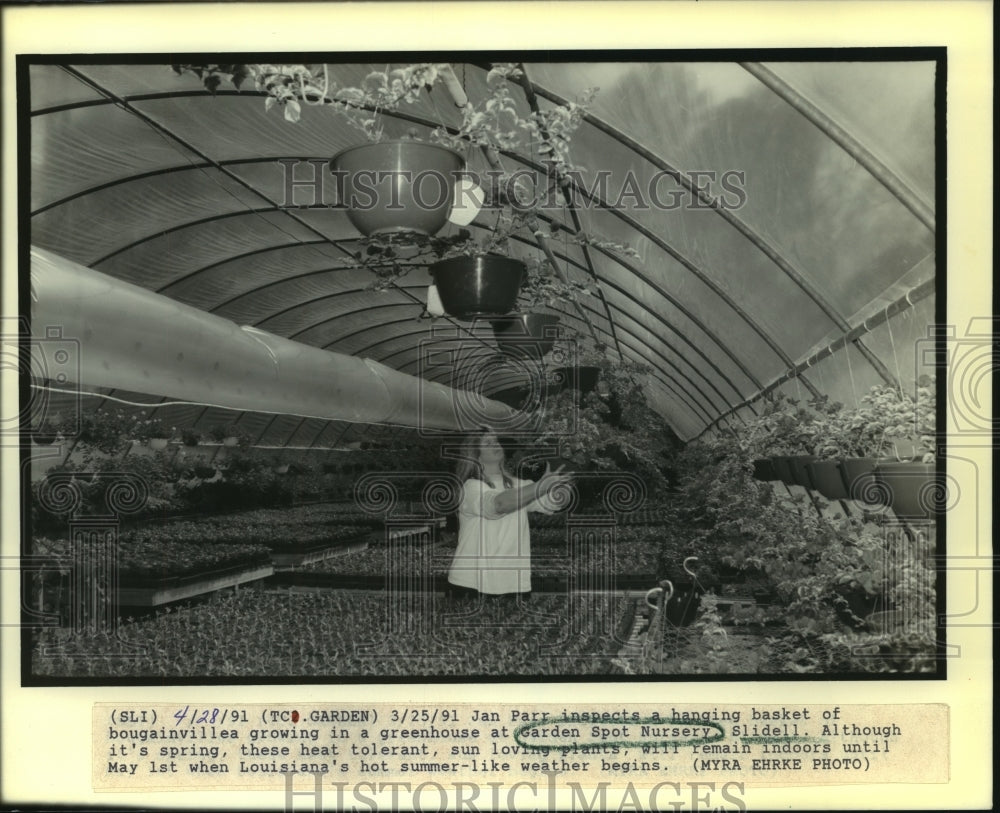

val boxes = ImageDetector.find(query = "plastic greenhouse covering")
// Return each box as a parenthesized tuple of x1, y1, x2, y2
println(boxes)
(26, 58, 937, 449)
(6, 0, 999, 801)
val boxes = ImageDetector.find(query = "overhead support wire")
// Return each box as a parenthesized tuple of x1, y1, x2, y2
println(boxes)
(738, 62, 936, 234)
(516, 63, 625, 362)
(439, 64, 604, 348)
(695, 277, 934, 439)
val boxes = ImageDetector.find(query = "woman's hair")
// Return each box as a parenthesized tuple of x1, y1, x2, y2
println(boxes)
(455, 429, 513, 489)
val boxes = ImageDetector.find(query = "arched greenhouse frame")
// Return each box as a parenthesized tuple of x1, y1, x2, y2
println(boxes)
(16, 50, 952, 682)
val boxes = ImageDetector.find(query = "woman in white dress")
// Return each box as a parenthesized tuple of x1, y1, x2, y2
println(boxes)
(447, 430, 572, 598)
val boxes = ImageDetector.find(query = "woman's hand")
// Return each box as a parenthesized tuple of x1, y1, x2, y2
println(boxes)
(536, 462, 574, 497)
(490, 463, 574, 516)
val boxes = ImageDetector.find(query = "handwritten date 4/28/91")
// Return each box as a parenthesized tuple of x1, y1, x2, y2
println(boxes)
(173, 707, 250, 726)
(390, 709, 459, 724)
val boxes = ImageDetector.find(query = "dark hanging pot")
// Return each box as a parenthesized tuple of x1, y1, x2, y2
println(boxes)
(330, 140, 464, 238)
(770, 456, 796, 485)
(489, 386, 533, 410)
(807, 460, 849, 500)
(786, 455, 818, 488)
(491, 313, 561, 360)
(874, 461, 940, 521)
(548, 366, 601, 396)
(838, 458, 886, 504)
(430, 254, 525, 319)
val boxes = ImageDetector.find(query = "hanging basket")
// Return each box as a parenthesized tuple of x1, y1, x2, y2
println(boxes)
(874, 461, 941, 521)
(429, 254, 525, 319)
(838, 458, 885, 504)
(491, 313, 561, 360)
(807, 460, 849, 500)
(786, 455, 818, 488)
(548, 366, 601, 396)
(489, 386, 533, 409)
(770, 456, 795, 484)
(148, 437, 170, 451)
(330, 140, 464, 238)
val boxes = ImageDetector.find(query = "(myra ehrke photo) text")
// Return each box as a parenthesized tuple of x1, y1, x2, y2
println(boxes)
(20, 54, 943, 682)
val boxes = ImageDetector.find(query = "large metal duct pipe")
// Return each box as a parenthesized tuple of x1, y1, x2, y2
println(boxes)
(29, 246, 518, 432)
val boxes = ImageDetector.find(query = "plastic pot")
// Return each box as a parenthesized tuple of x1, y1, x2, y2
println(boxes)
(786, 455, 818, 488)
(874, 461, 940, 521)
(807, 460, 848, 500)
(751, 459, 775, 482)
(548, 366, 600, 396)
(330, 141, 464, 238)
(770, 456, 795, 484)
(491, 313, 561, 360)
(430, 254, 524, 319)
(838, 458, 885, 504)
(489, 386, 533, 409)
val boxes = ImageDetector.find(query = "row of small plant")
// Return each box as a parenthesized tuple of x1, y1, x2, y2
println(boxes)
(300, 523, 699, 580)
(32, 587, 628, 677)
(32, 535, 270, 585)
(35, 502, 380, 554)
(31, 454, 289, 530)
(28, 506, 381, 623)
(32, 409, 451, 463)
(29, 442, 447, 530)
(120, 518, 374, 552)
(31, 411, 253, 452)
(531, 506, 674, 529)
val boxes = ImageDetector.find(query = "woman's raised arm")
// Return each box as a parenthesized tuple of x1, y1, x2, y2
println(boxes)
(491, 464, 573, 516)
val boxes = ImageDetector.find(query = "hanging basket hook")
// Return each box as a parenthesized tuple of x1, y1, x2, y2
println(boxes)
(645, 579, 674, 610)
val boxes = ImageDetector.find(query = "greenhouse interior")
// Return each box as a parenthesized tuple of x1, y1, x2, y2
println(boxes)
(22, 58, 942, 678)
